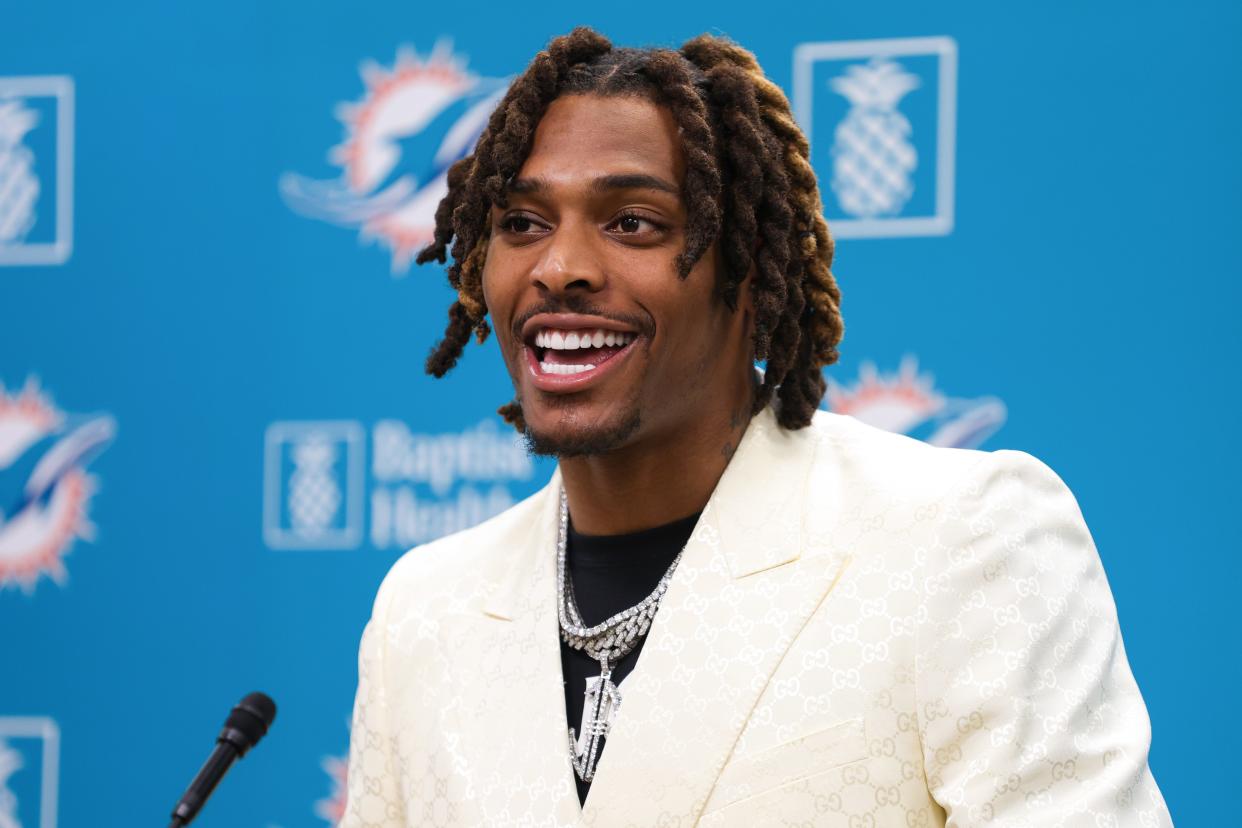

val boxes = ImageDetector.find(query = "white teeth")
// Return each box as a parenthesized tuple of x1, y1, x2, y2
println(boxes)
(534, 327, 635, 350)
(539, 362, 596, 375)
(533, 327, 635, 376)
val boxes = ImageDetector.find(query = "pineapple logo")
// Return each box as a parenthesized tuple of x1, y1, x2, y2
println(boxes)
(263, 421, 363, 550)
(287, 433, 342, 540)
(0, 739, 20, 828)
(829, 58, 921, 218)
(0, 98, 41, 247)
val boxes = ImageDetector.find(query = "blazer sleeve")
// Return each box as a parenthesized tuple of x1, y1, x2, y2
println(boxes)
(341, 576, 407, 828)
(916, 449, 1173, 826)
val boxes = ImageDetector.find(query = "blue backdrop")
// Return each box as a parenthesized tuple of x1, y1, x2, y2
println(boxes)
(2, 2, 1237, 825)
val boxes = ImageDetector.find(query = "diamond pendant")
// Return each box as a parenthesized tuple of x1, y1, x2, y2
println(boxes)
(568, 663, 622, 782)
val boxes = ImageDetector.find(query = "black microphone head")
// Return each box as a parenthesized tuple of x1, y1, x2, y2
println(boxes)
(218, 692, 276, 756)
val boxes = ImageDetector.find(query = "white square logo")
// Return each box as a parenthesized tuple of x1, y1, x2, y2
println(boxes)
(263, 421, 365, 550)
(0, 717, 59, 828)
(0, 76, 74, 266)
(794, 37, 957, 238)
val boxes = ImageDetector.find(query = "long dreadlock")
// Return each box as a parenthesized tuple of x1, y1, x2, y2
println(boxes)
(415, 27, 844, 430)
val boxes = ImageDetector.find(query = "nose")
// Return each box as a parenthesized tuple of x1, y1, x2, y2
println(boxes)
(528, 217, 606, 296)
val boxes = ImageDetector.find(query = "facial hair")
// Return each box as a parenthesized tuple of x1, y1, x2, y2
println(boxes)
(519, 398, 642, 458)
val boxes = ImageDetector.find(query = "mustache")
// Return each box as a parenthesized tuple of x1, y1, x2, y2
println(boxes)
(510, 295, 655, 341)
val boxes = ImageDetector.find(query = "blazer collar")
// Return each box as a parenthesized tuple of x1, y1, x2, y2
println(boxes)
(709, 404, 818, 578)
(463, 465, 583, 825)
(480, 464, 562, 623)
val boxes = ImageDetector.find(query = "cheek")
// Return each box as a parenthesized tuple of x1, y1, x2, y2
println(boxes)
(656, 292, 736, 381)
(481, 258, 513, 343)
(480, 254, 497, 316)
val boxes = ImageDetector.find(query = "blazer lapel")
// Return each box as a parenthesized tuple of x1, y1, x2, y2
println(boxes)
(452, 469, 583, 826)
(581, 408, 852, 827)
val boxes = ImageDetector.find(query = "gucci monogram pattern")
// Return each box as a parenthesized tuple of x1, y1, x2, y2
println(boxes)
(342, 407, 1171, 827)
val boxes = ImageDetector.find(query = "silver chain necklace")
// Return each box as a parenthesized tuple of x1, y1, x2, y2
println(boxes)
(556, 488, 685, 783)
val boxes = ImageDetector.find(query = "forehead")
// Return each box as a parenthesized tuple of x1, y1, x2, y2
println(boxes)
(515, 93, 686, 192)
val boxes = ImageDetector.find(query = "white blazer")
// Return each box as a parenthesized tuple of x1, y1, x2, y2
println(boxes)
(341, 406, 1172, 827)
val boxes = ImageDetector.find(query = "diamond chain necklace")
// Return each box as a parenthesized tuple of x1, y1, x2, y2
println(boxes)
(556, 488, 685, 783)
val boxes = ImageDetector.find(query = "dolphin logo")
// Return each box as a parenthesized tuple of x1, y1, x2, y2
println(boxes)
(281, 42, 509, 273)
(0, 378, 115, 592)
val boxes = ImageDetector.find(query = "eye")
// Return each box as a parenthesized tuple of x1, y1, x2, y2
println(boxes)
(608, 212, 664, 235)
(498, 213, 547, 235)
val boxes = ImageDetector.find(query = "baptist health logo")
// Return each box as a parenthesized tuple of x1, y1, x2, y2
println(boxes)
(280, 42, 508, 273)
(0, 718, 59, 828)
(0, 77, 73, 266)
(263, 419, 533, 551)
(824, 356, 1006, 449)
(794, 38, 956, 238)
(0, 378, 115, 593)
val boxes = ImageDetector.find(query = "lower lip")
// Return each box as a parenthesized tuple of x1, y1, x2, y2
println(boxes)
(524, 339, 637, 392)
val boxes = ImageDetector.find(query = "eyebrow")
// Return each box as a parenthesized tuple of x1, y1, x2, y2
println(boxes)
(507, 173, 681, 197)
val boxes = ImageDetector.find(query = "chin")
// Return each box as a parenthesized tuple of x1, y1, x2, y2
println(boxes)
(521, 403, 642, 458)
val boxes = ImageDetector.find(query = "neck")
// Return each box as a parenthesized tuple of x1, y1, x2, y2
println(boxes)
(558, 393, 753, 536)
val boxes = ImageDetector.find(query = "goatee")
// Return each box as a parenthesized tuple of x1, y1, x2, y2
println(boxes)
(520, 407, 642, 458)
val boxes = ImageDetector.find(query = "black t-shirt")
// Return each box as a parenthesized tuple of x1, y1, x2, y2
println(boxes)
(560, 510, 700, 807)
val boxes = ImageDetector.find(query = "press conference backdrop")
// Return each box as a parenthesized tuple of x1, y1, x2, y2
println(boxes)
(2, 1, 1237, 824)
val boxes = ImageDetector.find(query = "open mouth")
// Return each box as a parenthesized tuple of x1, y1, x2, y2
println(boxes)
(523, 324, 639, 387)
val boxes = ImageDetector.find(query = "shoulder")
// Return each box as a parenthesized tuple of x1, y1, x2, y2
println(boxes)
(799, 410, 1086, 569)
(805, 408, 1069, 498)
(809, 409, 1104, 605)
(802, 409, 985, 502)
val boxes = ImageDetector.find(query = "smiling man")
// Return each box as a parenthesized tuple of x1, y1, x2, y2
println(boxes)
(341, 28, 1171, 828)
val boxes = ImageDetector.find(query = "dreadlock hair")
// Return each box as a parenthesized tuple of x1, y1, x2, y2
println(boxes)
(415, 26, 844, 431)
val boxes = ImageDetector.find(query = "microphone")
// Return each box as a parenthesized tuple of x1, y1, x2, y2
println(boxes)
(168, 692, 277, 827)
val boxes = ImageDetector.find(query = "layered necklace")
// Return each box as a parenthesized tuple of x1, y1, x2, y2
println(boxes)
(556, 488, 685, 783)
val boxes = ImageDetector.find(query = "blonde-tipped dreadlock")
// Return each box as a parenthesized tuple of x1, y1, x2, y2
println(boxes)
(416, 26, 844, 430)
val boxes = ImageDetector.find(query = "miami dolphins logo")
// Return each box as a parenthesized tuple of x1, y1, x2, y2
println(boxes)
(0, 378, 115, 592)
(280, 42, 509, 273)
(315, 751, 348, 825)
(824, 356, 1006, 449)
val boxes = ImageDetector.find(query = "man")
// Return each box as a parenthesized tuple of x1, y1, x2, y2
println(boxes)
(342, 27, 1171, 827)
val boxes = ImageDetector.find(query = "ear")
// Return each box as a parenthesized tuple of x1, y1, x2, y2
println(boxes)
(728, 258, 758, 372)
(711, 233, 761, 317)
(738, 234, 761, 315)
(737, 258, 758, 316)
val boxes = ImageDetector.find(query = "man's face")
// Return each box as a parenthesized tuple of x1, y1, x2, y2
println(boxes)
(482, 93, 752, 457)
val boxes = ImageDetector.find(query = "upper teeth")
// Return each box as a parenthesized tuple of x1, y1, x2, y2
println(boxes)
(534, 328, 635, 350)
